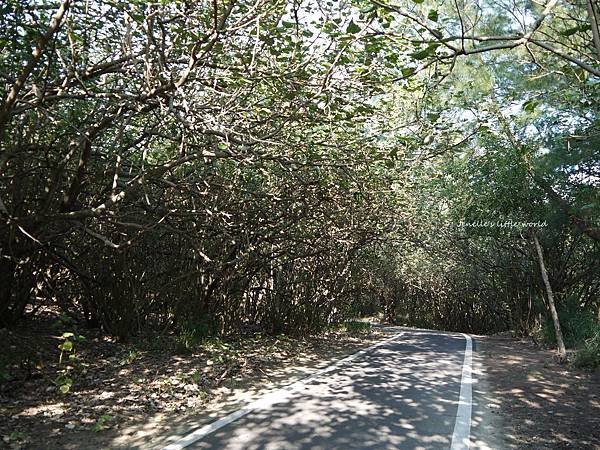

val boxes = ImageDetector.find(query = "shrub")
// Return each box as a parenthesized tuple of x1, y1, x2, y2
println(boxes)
(344, 321, 372, 334)
(574, 330, 600, 370)
(51, 314, 76, 332)
(175, 319, 218, 354)
(541, 300, 599, 349)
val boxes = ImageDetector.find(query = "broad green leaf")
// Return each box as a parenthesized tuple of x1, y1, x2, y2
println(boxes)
(523, 100, 538, 113)
(401, 67, 416, 77)
(346, 20, 361, 34)
(59, 340, 73, 352)
(411, 44, 439, 60)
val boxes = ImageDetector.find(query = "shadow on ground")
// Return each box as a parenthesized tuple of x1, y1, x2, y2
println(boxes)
(0, 323, 392, 450)
(476, 335, 600, 450)
(154, 330, 477, 450)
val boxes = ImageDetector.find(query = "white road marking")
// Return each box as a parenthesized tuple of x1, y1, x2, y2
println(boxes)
(450, 333, 473, 450)
(161, 331, 405, 450)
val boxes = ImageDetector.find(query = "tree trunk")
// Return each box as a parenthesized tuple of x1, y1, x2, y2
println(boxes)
(533, 233, 566, 358)
(586, 0, 600, 60)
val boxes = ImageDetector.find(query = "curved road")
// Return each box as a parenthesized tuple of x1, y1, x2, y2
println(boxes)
(162, 329, 479, 450)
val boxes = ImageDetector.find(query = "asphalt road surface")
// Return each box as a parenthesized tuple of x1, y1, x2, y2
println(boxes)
(163, 329, 476, 450)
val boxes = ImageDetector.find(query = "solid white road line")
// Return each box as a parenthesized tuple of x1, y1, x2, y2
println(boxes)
(161, 331, 405, 450)
(450, 333, 473, 450)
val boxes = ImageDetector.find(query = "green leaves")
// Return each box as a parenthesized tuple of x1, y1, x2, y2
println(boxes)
(523, 99, 539, 113)
(57, 332, 84, 364)
(360, 4, 377, 14)
(55, 374, 73, 394)
(559, 23, 592, 36)
(346, 20, 361, 34)
(410, 43, 439, 60)
(2, 0, 597, 356)
(401, 67, 416, 77)
(92, 415, 114, 432)
(58, 340, 73, 352)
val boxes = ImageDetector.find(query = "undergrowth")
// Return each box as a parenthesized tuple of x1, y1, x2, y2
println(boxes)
(540, 300, 600, 370)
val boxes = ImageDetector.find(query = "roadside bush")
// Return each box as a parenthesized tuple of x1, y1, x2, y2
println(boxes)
(541, 301, 600, 348)
(175, 319, 219, 354)
(574, 331, 600, 370)
(344, 321, 372, 334)
(175, 330, 202, 355)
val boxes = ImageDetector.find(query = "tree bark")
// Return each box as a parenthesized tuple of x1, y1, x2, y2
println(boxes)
(0, 0, 71, 143)
(533, 233, 566, 358)
(586, 0, 600, 60)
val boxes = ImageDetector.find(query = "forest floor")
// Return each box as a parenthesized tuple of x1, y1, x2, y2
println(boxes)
(0, 317, 392, 450)
(2, 323, 600, 449)
(477, 334, 600, 449)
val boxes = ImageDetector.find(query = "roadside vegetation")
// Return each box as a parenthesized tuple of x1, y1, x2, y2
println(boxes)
(1, 0, 599, 446)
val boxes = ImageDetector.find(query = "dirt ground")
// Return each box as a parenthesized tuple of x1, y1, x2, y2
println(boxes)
(477, 335, 600, 450)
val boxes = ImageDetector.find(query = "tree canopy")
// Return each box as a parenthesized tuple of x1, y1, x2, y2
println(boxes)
(1, 0, 598, 354)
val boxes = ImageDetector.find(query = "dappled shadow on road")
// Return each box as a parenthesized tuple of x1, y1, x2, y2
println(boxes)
(475, 336, 600, 450)
(1, 323, 393, 450)
(155, 330, 470, 450)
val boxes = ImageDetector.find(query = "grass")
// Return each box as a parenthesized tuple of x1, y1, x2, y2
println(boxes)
(343, 320, 372, 334)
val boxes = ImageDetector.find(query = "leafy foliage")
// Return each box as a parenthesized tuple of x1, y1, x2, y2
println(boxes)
(541, 300, 600, 349)
(574, 331, 600, 369)
(0, 0, 598, 365)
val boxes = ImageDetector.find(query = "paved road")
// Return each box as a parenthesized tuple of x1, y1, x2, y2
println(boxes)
(165, 330, 472, 450)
